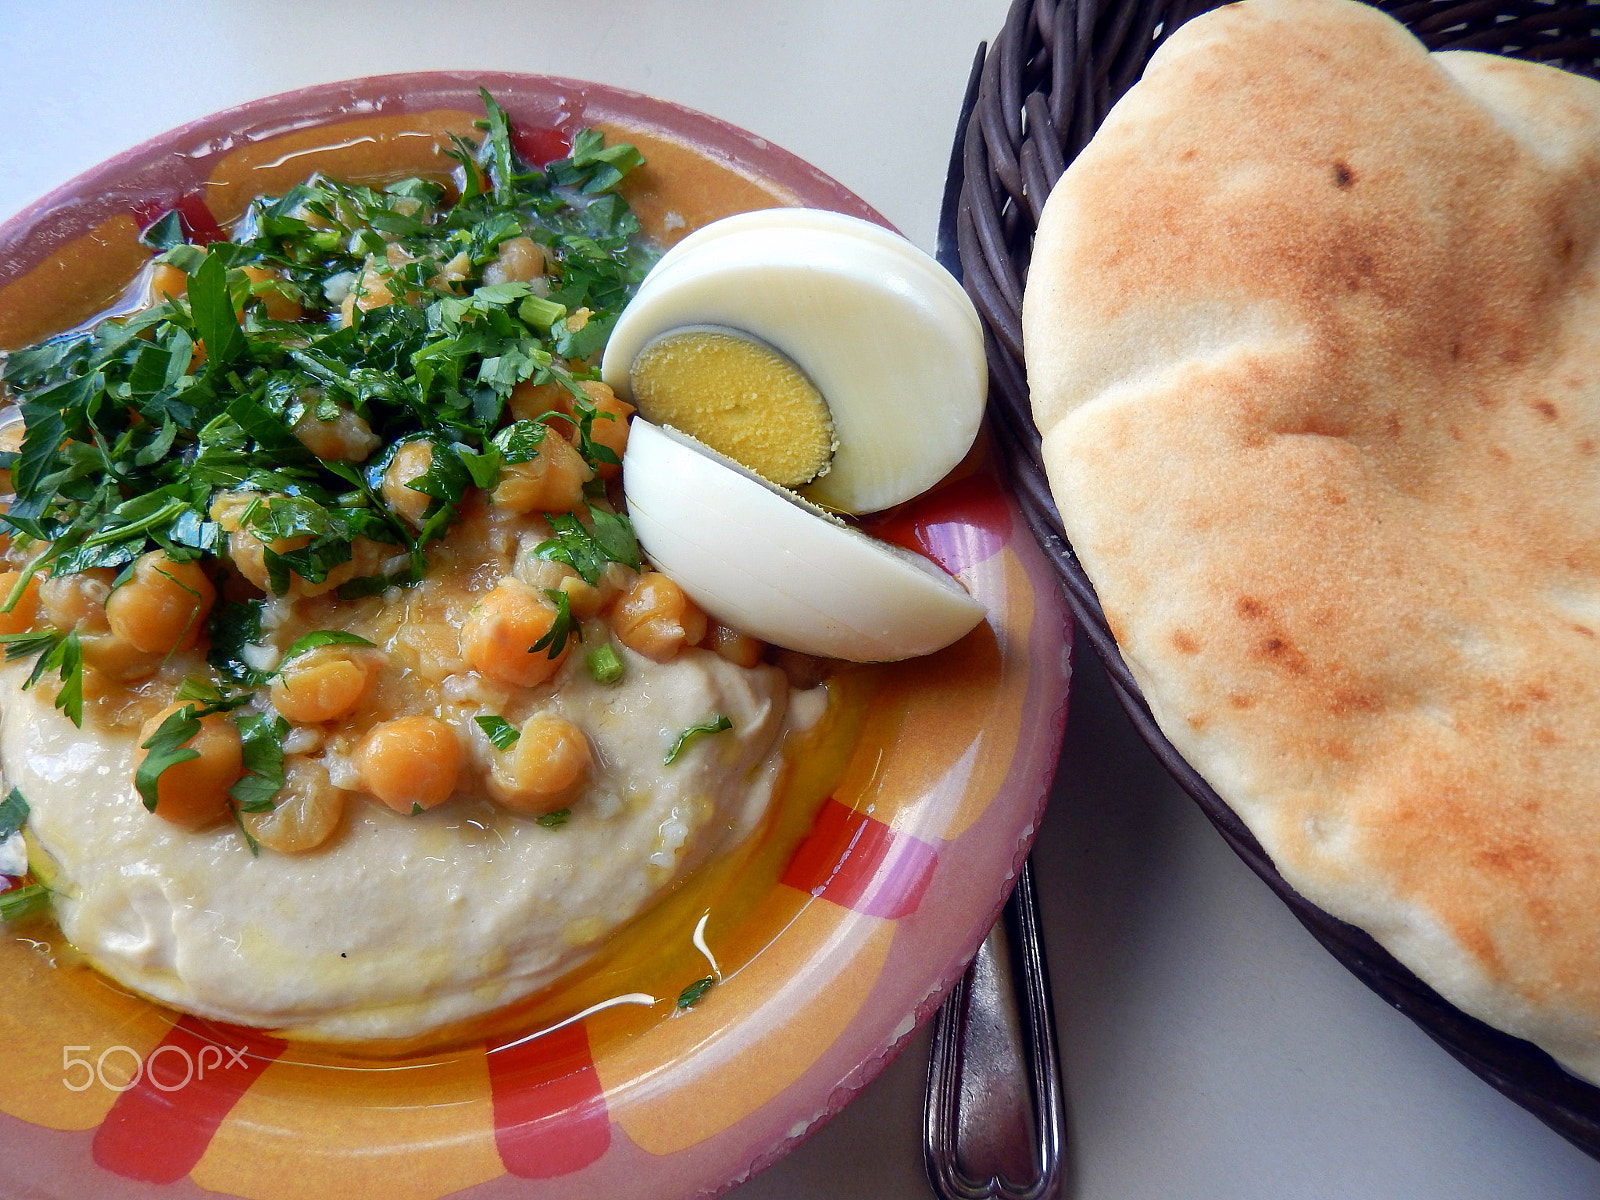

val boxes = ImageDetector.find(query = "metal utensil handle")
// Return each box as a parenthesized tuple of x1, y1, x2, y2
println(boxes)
(923, 859, 1066, 1200)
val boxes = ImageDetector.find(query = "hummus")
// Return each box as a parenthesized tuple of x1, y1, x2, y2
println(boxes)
(8, 648, 814, 1041)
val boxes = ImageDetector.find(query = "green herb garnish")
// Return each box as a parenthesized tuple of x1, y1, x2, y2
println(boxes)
(0, 629, 84, 727)
(134, 705, 203, 812)
(230, 711, 289, 811)
(676, 976, 716, 1009)
(1, 100, 649, 615)
(532, 503, 640, 585)
(0, 788, 28, 841)
(664, 715, 733, 765)
(533, 587, 581, 658)
(535, 808, 570, 828)
(476, 715, 521, 750)
(277, 629, 376, 668)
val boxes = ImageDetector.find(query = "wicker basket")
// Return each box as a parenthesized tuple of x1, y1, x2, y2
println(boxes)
(956, 0, 1600, 1160)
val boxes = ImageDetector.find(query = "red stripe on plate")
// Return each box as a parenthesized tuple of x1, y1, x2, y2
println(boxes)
(487, 1021, 610, 1178)
(781, 797, 938, 918)
(92, 1018, 285, 1184)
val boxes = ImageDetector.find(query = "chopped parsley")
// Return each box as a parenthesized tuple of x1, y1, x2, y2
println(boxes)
(535, 808, 571, 828)
(134, 705, 205, 812)
(664, 715, 733, 765)
(475, 715, 521, 750)
(0, 628, 83, 727)
(676, 975, 716, 1009)
(0, 92, 656, 841)
(277, 629, 376, 669)
(0, 90, 648, 617)
(0, 788, 28, 840)
(533, 587, 581, 658)
(533, 504, 640, 584)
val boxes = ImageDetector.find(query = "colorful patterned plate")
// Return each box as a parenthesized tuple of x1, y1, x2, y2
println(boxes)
(0, 73, 1072, 1200)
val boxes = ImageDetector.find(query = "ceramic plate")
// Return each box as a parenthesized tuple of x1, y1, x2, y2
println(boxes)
(0, 72, 1071, 1200)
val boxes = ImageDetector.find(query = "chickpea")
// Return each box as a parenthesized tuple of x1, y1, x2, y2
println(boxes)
(489, 713, 591, 815)
(79, 632, 162, 683)
(491, 432, 592, 514)
(557, 574, 602, 621)
(292, 402, 380, 462)
(356, 715, 461, 812)
(0, 571, 41, 636)
(576, 380, 634, 477)
(707, 622, 764, 669)
(148, 262, 188, 304)
(105, 551, 216, 655)
(382, 440, 436, 528)
(241, 756, 347, 853)
(135, 703, 244, 828)
(226, 525, 388, 599)
(460, 578, 571, 687)
(611, 572, 707, 662)
(595, 562, 640, 612)
(519, 554, 575, 593)
(270, 646, 376, 724)
(482, 236, 545, 286)
(429, 250, 473, 293)
(338, 252, 406, 326)
(508, 380, 572, 425)
(39, 568, 116, 633)
(240, 264, 303, 321)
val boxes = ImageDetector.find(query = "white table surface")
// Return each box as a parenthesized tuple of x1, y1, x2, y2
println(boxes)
(4, 3, 1600, 1198)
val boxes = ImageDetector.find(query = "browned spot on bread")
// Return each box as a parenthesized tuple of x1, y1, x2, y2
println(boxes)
(1573, 624, 1595, 638)
(1534, 400, 1560, 421)
(1259, 635, 1310, 675)
(1333, 161, 1355, 188)
(1330, 688, 1382, 715)
(1228, 692, 1255, 709)
(1172, 630, 1200, 654)
(1237, 596, 1266, 619)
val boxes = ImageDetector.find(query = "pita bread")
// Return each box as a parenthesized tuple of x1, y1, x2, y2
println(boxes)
(1024, 0, 1600, 1082)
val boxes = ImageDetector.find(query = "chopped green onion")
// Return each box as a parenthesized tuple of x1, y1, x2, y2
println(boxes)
(585, 643, 625, 685)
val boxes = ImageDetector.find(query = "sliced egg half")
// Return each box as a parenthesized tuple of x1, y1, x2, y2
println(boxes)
(623, 420, 987, 662)
(600, 208, 986, 516)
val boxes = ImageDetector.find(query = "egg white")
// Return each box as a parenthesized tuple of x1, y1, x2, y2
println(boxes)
(624, 420, 987, 662)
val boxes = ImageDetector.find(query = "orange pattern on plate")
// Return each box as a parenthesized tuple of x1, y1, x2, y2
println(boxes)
(0, 936, 177, 1131)
(594, 891, 895, 1156)
(0, 214, 149, 351)
(191, 1042, 502, 1200)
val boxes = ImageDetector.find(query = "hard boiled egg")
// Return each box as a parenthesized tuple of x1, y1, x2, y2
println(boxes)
(623, 421, 987, 662)
(600, 208, 986, 516)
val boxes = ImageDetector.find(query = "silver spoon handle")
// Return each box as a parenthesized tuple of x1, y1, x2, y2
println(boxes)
(923, 858, 1066, 1200)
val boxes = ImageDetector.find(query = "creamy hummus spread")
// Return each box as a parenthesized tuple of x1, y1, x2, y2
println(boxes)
(9, 649, 814, 1040)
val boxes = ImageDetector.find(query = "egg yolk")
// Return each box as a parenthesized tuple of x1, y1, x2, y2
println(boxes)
(628, 328, 836, 488)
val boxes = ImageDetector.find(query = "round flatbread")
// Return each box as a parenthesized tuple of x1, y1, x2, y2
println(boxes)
(1024, 0, 1600, 1082)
